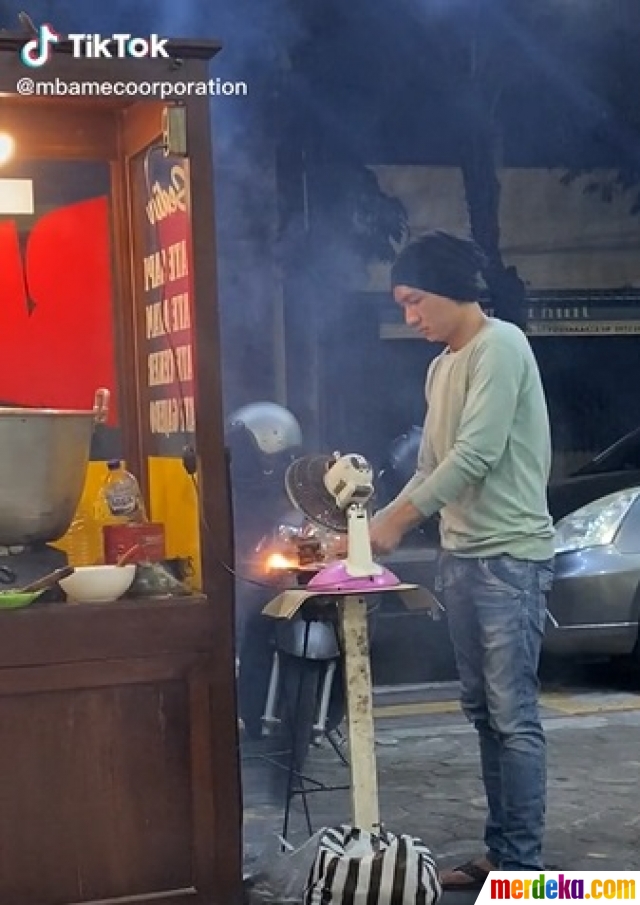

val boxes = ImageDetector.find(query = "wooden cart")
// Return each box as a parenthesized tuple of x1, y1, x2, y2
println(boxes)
(0, 34, 243, 905)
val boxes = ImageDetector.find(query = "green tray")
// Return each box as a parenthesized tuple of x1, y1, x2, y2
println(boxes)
(0, 590, 46, 610)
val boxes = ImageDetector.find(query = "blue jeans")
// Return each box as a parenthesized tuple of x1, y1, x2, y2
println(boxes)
(438, 552, 555, 871)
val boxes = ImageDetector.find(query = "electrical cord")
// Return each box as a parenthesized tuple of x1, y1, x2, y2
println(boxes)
(186, 469, 301, 590)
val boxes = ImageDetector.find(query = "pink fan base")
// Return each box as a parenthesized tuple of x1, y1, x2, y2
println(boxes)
(307, 560, 401, 592)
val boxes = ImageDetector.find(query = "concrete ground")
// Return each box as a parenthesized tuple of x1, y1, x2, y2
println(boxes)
(241, 662, 640, 903)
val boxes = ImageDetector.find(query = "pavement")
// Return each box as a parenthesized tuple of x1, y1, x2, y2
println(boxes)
(241, 662, 640, 903)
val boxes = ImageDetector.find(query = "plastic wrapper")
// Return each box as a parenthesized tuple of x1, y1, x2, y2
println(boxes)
(128, 558, 193, 597)
(244, 832, 323, 905)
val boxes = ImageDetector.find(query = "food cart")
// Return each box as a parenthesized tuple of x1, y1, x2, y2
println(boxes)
(0, 32, 243, 905)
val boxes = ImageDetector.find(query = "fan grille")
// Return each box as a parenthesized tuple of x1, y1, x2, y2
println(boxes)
(285, 455, 348, 533)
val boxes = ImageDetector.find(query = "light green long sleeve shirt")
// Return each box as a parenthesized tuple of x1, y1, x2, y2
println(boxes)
(396, 318, 555, 560)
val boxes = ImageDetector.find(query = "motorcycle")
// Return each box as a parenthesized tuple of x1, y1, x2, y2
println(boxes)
(236, 512, 352, 791)
(229, 406, 412, 794)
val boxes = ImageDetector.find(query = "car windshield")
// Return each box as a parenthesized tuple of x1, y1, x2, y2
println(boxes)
(574, 427, 640, 476)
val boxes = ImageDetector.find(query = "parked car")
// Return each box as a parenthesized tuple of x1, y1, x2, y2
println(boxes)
(377, 424, 640, 525)
(548, 426, 640, 521)
(544, 485, 640, 658)
(376, 426, 640, 664)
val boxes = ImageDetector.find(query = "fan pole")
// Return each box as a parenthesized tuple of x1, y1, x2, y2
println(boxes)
(339, 594, 380, 832)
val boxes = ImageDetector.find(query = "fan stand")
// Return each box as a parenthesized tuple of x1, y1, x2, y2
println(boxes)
(304, 504, 402, 832)
(263, 571, 438, 835)
(268, 452, 439, 833)
(338, 593, 380, 831)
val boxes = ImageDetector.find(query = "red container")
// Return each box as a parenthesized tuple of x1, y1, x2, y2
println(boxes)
(103, 522, 166, 564)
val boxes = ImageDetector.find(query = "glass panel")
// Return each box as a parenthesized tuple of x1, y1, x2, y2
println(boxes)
(0, 160, 116, 413)
(130, 148, 196, 457)
(129, 145, 200, 589)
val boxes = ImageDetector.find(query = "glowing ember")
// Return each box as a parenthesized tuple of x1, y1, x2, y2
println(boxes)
(265, 552, 297, 572)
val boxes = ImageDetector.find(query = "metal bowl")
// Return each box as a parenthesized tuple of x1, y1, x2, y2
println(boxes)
(0, 389, 109, 546)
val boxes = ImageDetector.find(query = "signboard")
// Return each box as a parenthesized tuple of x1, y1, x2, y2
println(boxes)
(137, 151, 196, 455)
(526, 321, 640, 336)
(374, 292, 640, 339)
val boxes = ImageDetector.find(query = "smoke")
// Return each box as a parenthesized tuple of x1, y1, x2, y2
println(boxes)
(1, 0, 461, 466)
(18, 0, 634, 466)
(1, 0, 308, 418)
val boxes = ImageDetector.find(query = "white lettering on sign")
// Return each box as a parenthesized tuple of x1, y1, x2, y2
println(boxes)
(145, 293, 191, 339)
(143, 249, 166, 290)
(143, 242, 188, 290)
(170, 292, 191, 331)
(167, 240, 188, 282)
(146, 300, 167, 338)
(149, 396, 195, 434)
(145, 165, 188, 225)
(175, 344, 193, 382)
(142, 158, 195, 442)
(148, 349, 175, 386)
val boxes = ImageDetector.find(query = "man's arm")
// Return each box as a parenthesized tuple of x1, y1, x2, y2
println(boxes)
(407, 335, 524, 519)
(377, 426, 435, 511)
(370, 335, 525, 550)
(370, 420, 436, 548)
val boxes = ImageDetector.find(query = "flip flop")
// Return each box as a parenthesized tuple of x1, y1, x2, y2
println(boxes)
(440, 860, 493, 891)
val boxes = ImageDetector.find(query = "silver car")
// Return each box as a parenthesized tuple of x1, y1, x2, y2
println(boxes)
(376, 427, 640, 666)
(545, 487, 640, 659)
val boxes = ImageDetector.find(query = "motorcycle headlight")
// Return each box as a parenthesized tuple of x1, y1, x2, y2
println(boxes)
(554, 487, 640, 554)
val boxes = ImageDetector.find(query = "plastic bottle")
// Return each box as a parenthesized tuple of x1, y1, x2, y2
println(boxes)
(66, 505, 101, 567)
(96, 460, 147, 525)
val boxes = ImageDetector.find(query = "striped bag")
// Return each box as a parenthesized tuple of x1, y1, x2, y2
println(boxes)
(303, 825, 442, 905)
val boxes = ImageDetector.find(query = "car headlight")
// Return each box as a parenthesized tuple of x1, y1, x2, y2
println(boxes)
(554, 487, 640, 554)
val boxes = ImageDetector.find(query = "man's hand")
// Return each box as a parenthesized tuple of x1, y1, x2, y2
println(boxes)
(369, 501, 423, 554)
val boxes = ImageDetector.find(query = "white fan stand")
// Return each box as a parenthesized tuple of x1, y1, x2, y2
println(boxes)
(264, 454, 440, 831)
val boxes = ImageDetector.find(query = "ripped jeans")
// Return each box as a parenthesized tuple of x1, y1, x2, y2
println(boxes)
(438, 553, 555, 871)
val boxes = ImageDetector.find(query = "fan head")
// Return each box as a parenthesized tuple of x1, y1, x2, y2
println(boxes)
(285, 455, 348, 533)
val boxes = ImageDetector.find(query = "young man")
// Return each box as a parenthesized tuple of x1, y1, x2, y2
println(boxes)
(370, 231, 555, 888)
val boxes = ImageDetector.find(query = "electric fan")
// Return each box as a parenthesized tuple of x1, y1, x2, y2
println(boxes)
(285, 452, 402, 591)
(266, 451, 435, 832)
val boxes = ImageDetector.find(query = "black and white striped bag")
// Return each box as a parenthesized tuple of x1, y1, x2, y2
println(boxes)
(303, 825, 442, 905)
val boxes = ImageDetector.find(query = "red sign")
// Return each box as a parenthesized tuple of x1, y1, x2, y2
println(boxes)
(0, 197, 118, 422)
(139, 153, 195, 455)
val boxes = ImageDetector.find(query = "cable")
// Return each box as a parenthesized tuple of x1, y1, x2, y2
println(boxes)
(187, 472, 295, 591)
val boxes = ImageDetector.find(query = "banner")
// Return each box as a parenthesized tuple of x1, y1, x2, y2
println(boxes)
(138, 151, 196, 456)
(373, 292, 640, 339)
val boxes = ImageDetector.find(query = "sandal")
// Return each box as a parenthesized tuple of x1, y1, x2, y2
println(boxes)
(439, 859, 494, 891)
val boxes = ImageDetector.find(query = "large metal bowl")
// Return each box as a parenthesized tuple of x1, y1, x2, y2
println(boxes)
(0, 389, 110, 546)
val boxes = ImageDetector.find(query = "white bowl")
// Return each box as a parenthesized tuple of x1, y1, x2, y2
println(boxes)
(59, 564, 136, 604)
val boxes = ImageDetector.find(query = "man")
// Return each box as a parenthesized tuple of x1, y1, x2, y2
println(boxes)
(370, 231, 555, 888)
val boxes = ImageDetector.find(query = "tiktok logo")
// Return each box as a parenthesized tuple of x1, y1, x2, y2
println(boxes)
(20, 24, 61, 68)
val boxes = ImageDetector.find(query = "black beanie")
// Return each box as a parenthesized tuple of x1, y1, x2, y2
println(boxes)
(391, 231, 487, 302)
